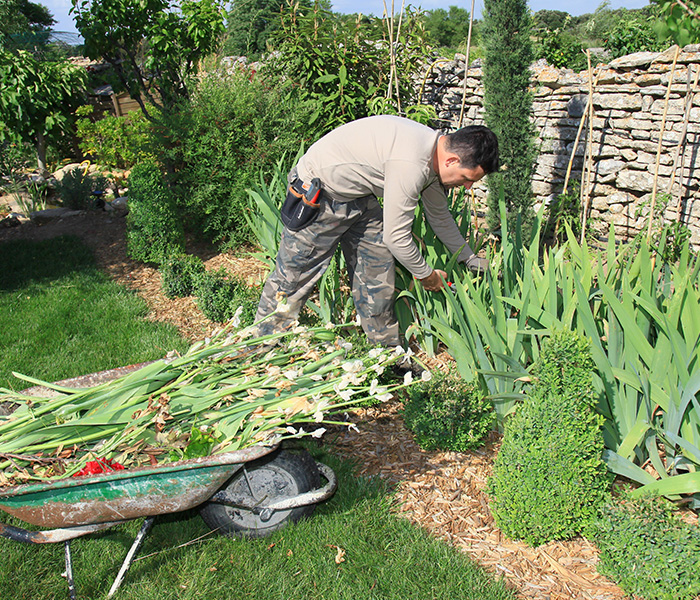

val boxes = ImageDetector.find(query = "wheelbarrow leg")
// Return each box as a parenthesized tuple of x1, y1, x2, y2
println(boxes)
(107, 516, 155, 599)
(64, 540, 77, 600)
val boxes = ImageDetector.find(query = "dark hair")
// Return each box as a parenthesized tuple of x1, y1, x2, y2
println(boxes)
(444, 125, 499, 174)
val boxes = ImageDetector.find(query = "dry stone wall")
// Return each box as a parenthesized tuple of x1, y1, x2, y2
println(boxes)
(422, 45, 700, 248)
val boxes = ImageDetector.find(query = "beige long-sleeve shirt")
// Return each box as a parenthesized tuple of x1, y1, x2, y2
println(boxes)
(296, 115, 475, 279)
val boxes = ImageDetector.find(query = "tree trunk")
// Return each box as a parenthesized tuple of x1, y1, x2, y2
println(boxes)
(35, 130, 49, 178)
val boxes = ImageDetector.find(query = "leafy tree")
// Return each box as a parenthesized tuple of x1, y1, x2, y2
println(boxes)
(605, 8, 668, 57)
(0, 0, 55, 56)
(268, 1, 430, 132)
(654, 0, 700, 45)
(532, 9, 570, 32)
(223, 0, 313, 58)
(481, 0, 536, 237)
(534, 19, 587, 70)
(0, 49, 87, 175)
(71, 0, 225, 119)
(423, 6, 473, 51)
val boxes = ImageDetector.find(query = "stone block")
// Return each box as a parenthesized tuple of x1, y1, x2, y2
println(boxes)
(597, 159, 625, 176)
(593, 92, 643, 110)
(617, 169, 655, 192)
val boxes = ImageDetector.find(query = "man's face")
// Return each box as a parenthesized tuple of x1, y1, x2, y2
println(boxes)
(438, 158, 486, 191)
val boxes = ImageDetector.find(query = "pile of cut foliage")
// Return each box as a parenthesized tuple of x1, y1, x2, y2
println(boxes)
(0, 320, 411, 487)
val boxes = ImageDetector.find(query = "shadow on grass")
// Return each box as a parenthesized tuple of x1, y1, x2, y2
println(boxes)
(0, 236, 98, 291)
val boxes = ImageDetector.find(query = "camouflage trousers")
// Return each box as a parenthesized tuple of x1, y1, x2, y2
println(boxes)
(255, 189, 399, 346)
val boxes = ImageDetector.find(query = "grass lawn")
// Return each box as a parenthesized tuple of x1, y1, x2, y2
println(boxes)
(0, 235, 188, 390)
(0, 235, 516, 600)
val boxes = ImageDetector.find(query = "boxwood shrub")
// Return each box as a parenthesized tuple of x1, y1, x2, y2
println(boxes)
(591, 493, 700, 600)
(488, 329, 610, 546)
(402, 368, 495, 452)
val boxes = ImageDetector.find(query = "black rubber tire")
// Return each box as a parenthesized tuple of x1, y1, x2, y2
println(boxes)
(199, 449, 321, 539)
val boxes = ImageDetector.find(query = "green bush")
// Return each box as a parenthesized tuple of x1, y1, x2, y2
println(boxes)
(156, 66, 314, 248)
(55, 168, 110, 210)
(160, 253, 205, 298)
(534, 26, 587, 70)
(126, 161, 184, 264)
(591, 494, 700, 600)
(402, 369, 496, 452)
(488, 329, 610, 546)
(75, 104, 153, 170)
(195, 268, 259, 324)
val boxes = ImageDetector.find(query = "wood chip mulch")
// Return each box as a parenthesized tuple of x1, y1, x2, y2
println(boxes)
(326, 401, 627, 600)
(2, 210, 630, 600)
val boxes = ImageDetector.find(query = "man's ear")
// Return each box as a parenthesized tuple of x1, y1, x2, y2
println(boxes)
(444, 155, 461, 167)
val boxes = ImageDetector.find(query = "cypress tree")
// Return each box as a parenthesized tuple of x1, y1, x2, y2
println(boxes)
(481, 0, 536, 238)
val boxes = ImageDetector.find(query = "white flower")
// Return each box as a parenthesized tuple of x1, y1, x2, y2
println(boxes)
(311, 428, 326, 439)
(334, 385, 356, 401)
(376, 391, 393, 402)
(314, 409, 324, 422)
(369, 379, 379, 395)
(404, 347, 414, 358)
(231, 306, 244, 328)
(310, 373, 324, 381)
(286, 426, 297, 435)
(354, 314, 362, 326)
(340, 341, 353, 352)
(275, 302, 290, 314)
(292, 325, 308, 335)
(393, 346, 405, 356)
(283, 368, 301, 381)
(421, 370, 432, 382)
(347, 423, 359, 434)
(342, 359, 364, 373)
(403, 371, 413, 385)
(371, 363, 385, 375)
(325, 322, 335, 330)
(368, 348, 383, 359)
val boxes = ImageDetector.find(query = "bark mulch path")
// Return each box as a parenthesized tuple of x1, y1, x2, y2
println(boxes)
(1, 210, 629, 600)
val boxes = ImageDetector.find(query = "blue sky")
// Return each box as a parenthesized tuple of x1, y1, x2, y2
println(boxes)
(46, 0, 651, 34)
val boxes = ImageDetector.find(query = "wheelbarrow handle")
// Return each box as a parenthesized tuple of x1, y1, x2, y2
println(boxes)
(0, 520, 121, 544)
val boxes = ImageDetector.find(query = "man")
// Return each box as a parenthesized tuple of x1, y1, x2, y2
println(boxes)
(255, 115, 499, 347)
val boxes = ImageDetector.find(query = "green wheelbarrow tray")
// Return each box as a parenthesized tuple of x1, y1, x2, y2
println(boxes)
(0, 443, 277, 531)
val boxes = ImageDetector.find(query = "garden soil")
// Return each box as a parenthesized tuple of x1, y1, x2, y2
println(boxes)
(0, 209, 630, 600)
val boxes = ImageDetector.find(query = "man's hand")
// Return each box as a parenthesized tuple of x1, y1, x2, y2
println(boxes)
(418, 269, 448, 292)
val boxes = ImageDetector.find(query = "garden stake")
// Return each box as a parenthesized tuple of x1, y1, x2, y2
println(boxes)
(670, 64, 700, 221)
(562, 67, 601, 195)
(457, 0, 477, 129)
(647, 45, 680, 246)
(580, 50, 595, 245)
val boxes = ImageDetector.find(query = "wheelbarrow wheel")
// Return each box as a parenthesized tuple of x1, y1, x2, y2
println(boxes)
(200, 449, 321, 539)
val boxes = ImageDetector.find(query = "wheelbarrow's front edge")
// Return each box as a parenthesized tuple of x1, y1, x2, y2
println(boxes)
(0, 444, 277, 528)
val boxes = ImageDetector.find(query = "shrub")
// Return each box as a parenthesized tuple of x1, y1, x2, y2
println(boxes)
(126, 161, 184, 264)
(75, 104, 153, 170)
(402, 369, 496, 452)
(195, 268, 259, 324)
(591, 494, 700, 600)
(488, 329, 610, 546)
(156, 66, 314, 248)
(160, 253, 205, 298)
(55, 168, 110, 210)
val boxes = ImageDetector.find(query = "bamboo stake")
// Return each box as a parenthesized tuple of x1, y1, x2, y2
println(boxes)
(647, 45, 680, 244)
(580, 50, 595, 245)
(394, 0, 407, 113)
(562, 67, 601, 196)
(457, 0, 477, 129)
(670, 65, 700, 221)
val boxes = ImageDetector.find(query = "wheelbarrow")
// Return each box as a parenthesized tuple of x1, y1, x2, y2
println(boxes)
(0, 365, 338, 599)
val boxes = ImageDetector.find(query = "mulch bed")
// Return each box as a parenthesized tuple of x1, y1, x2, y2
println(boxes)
(1, 209, 630, 599)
